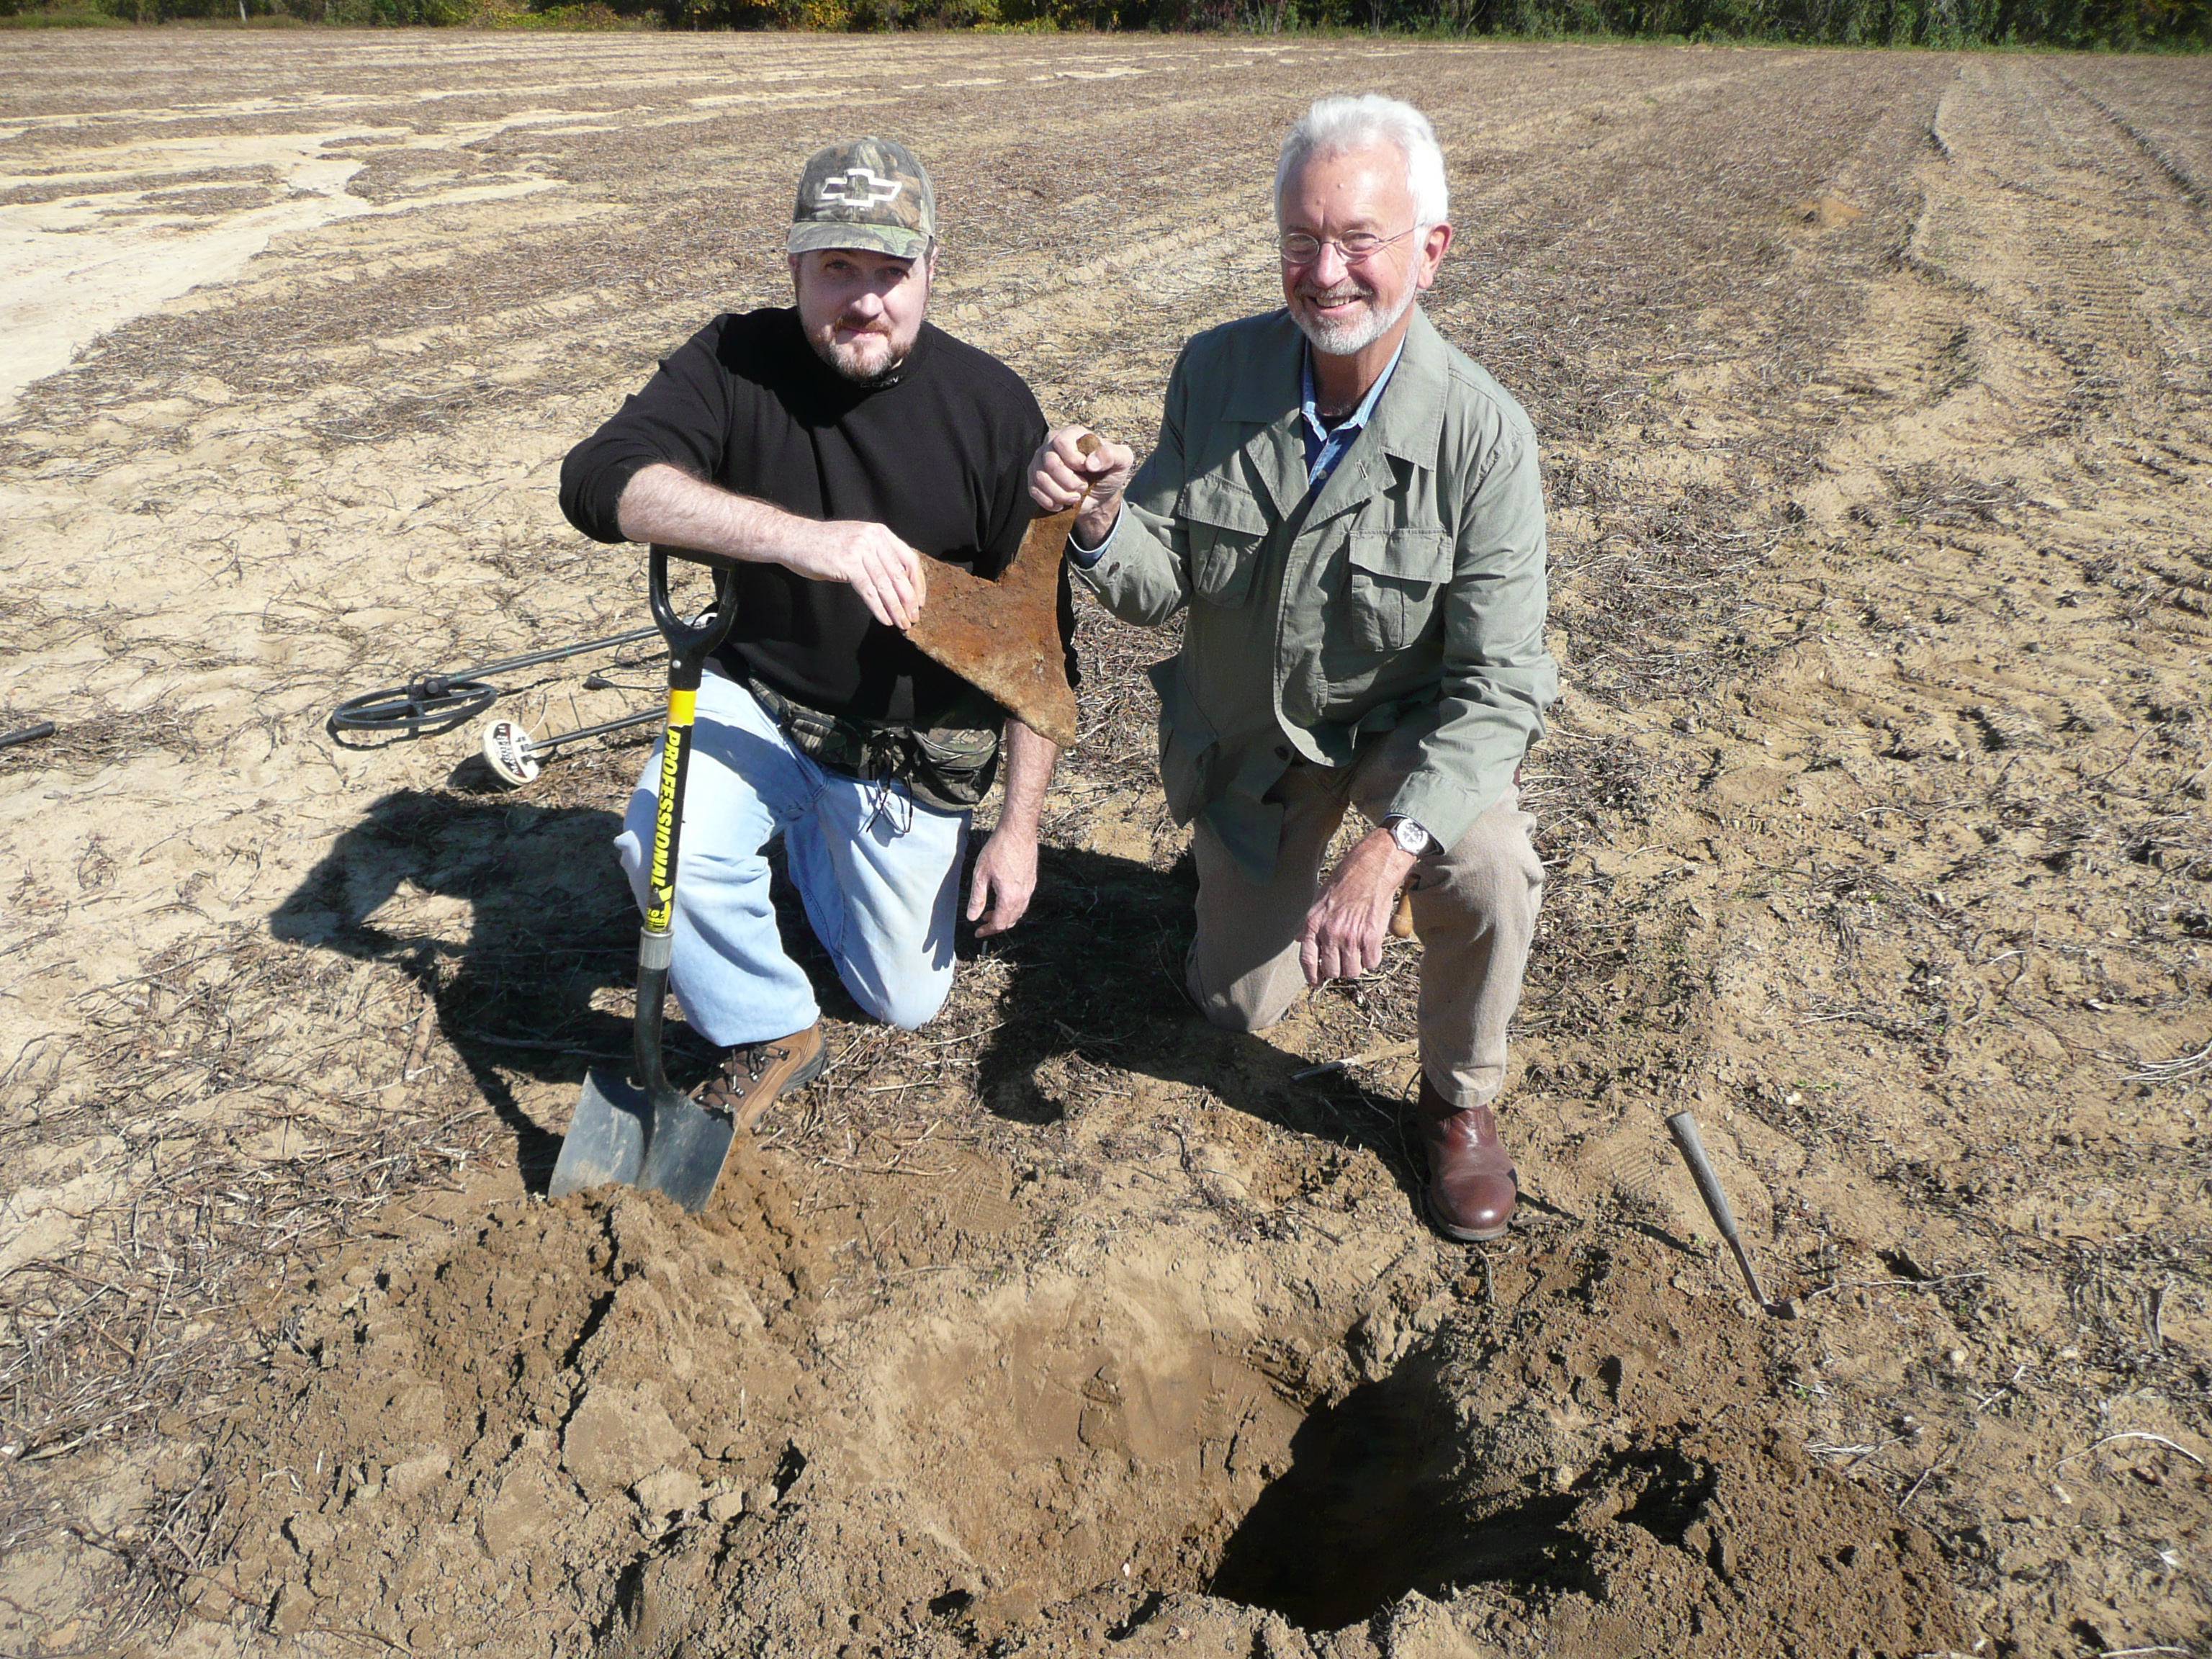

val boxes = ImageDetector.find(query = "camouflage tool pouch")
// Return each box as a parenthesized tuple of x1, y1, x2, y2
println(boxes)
(742, 675, 879, 780)
(746, 673, 1001, 815)
(900, 696, 1001, 813)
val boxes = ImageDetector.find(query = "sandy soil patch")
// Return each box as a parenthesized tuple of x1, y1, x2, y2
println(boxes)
(1, 32, 2207, 1659)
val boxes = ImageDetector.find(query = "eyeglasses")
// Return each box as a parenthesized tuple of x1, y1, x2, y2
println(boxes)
(1278, 226, 1415, 266)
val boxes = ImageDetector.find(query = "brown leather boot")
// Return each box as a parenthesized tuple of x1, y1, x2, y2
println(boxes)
(1415, 1075, 1516, 1242)
(694, 1022, 827, 1133)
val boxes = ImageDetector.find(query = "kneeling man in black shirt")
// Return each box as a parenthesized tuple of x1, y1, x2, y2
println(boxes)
(560, 137, 1065, 1130)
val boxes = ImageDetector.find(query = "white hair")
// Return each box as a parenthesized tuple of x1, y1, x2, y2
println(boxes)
(1274, 95, 1449, 230)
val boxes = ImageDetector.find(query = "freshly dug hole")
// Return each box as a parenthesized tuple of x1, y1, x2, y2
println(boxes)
(215, 1169, 1968, 1657)
(1202, 1305, 1969, 1656)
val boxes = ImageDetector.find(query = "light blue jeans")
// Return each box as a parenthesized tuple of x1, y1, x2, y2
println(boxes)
(614, 668, 970, 1047)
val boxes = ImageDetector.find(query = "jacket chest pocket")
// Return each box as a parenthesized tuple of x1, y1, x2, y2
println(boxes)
(1191, 522, 1269, 608)
(1181, 475, 1272, 610)
(1344, 528, 1450, 651)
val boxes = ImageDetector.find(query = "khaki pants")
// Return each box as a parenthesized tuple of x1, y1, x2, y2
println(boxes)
(1187, 755, 1543, 1110)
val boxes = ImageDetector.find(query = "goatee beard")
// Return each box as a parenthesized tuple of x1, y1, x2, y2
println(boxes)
(811, 331, 904, 386)
(1293, 281, 1417, 358)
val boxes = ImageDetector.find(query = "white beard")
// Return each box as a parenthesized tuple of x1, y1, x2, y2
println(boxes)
(1294, 279, 1418, 358)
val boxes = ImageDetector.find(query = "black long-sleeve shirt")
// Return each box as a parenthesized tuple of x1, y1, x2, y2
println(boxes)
(560, 307, 1067, 727)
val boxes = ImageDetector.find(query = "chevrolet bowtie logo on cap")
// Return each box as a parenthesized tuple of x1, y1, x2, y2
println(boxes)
(817, 168, 904, 209)
(789, 137, 936, 260)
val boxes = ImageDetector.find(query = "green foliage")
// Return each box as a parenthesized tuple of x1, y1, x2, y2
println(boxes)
(0, 0, 472, 21)
(0, 6, 130, 21)
(1, 0, 2199, 48)
(498, 0, 655, 24)
(563, 0, 2208, 40)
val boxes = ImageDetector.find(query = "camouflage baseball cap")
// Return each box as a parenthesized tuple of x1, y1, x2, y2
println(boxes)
(788, 137, 936, 260)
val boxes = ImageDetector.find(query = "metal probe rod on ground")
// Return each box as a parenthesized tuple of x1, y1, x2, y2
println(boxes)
(1, 721, 57, 750)
(1665, 1110, 1773, 1310)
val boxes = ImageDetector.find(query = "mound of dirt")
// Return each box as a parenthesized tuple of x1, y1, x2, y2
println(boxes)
(207, 1147, 1967, 1656)
(209, 1141, 829, 1647)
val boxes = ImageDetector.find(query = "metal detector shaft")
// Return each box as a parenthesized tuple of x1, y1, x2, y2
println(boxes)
(1665, 1110, 1772, 1308)
(444, 625, 660, 686)
(329, 625, 665, 742)
(529, 709, 660, 755)
(1, 721, 56, 751)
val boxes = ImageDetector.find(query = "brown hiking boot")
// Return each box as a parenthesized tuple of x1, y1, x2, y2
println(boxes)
(695, 1022, 827, 1132)
(1415, 1074, 1516, 1242)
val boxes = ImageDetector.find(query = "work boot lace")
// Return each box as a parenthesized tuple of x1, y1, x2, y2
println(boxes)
(698, 1040, 791, 1110)
(730, 1040, 788, 1083)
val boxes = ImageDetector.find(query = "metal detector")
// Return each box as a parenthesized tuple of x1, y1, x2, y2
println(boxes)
(327, 624, 661, 746)
(549, 548, 742, 1212)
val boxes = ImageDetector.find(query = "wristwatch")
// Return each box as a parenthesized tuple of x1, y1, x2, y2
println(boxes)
(1387, 816, 1438, 857)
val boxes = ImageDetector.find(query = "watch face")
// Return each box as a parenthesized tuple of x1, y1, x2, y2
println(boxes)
(1394, 820, 1426, 854)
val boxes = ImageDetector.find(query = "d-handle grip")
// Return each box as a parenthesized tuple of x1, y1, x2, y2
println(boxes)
(647, 545, 741, 676)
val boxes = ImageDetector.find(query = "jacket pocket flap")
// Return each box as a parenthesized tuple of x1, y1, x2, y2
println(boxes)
(1178, 470, 1273, 535)
(1348, 527, 1450, 582)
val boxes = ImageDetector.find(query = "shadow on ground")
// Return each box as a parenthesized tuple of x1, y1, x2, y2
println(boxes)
(1208, 1336, 1724, 1629)
(270, 787, 1423, 1204)
(1207, 1347, 1568, 1627)
(957, 842, 1425, 1205)
(270, 788, 642, 1187)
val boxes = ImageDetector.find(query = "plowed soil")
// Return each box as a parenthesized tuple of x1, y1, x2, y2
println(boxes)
(1, 32, 2208, 1659)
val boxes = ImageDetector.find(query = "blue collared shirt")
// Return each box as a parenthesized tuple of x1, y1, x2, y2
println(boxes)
(1298, 336, 1405, 488)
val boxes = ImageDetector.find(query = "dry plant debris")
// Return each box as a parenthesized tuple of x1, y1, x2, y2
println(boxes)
(0, 31, 2208, 1659)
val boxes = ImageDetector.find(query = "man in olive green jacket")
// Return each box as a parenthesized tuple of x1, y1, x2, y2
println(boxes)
(1030, 94, 1556, 1243)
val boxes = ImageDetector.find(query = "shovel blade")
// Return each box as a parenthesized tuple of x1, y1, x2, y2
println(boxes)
(549, 1068, 653, 1197)
(549, 1069, 737, 1213)
(636, 1090, 737, 1213)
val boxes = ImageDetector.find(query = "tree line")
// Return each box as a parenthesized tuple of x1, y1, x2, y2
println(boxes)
(7, 0, 2203, 55)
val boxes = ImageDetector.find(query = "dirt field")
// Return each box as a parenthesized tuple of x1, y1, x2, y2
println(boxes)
(2, 30, 2208, 1659)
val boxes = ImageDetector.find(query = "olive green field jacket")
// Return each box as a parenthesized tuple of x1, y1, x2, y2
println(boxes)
(1073, 307, 1560, 881)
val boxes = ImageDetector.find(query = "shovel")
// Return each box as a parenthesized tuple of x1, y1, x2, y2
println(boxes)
(549, 547, 740, 1212)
